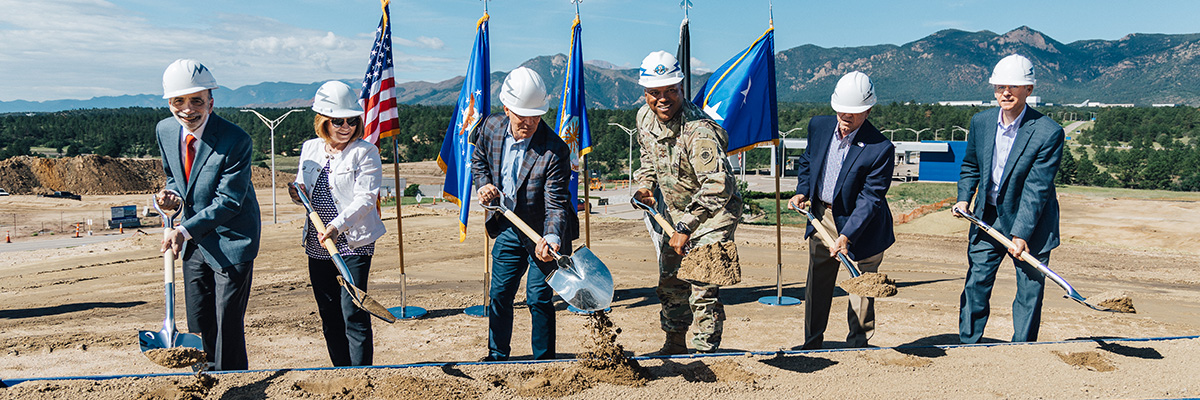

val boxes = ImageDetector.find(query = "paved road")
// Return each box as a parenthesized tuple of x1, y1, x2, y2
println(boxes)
(0, 232, 130, 253)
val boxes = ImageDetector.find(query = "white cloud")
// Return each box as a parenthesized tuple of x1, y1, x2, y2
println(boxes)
(394, 36, 445, 50)
(0, 0, 457, 102)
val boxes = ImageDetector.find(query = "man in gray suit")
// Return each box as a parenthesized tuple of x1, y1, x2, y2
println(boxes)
(155, 59, 261, 370)
(954, 54, 1064, 343)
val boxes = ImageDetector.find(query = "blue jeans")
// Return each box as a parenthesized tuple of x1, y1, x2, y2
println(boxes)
(959, 205, 1048, 343)
(487, 226, 556, 360)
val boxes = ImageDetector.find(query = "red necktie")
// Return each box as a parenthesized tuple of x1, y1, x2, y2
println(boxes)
(184, 134, 197, 183)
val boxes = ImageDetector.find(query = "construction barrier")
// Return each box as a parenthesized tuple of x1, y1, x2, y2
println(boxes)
(894, 197, 956, 225)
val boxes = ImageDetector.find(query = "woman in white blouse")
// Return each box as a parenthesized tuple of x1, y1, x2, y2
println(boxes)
(289, 81, 386, 366)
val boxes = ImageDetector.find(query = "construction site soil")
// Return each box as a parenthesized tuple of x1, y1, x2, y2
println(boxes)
(0, 155, 292, 195)
(2, 159, 1200, 399)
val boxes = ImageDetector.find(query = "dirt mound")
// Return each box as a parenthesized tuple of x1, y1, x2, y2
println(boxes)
(0, 155, 292, 195)
(373, 375, 481, 400)
(144, 347, 206, 369)
(1053, 351, 1116, 372)
(137, 373, 217, 400)
(579, 311, 648, 382)
(679, 241, 741, 285)
(1093, 290, 1137, 313)
(838, 272, 898, 297)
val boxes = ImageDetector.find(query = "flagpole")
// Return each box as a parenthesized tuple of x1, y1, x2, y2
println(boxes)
(463, 231, 492, 317)
(757, 12, 798, 307)
(388, 135, 425, 319)
(375, 0, 425, 320)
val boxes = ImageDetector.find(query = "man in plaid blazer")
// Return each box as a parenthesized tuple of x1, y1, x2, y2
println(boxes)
(471, 67, 577, 361)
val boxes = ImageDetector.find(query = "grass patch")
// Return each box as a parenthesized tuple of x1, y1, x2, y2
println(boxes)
(887, 182, 957, 204)
(380, 196, 439, 207)
(744, 198, 807, 226)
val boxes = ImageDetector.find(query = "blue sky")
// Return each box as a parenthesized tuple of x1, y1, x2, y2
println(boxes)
(1, 0, 1198, 102)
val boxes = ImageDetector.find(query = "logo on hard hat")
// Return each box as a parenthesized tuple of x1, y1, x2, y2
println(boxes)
(654, 64, 667, 75)
(191, 64, 209, 78)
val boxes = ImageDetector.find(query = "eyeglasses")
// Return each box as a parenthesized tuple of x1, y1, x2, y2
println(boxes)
(330, 118, 360, 128)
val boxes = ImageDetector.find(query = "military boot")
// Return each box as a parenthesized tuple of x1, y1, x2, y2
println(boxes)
(649, 331, 688, 356)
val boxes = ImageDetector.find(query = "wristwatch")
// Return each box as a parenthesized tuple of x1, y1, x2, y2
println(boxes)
(674, 222, 692, 235)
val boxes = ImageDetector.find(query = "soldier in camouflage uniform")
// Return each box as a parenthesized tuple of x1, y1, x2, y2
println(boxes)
(632, 51, 743, 354)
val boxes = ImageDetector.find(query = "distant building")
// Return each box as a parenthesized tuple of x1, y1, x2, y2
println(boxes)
(1152, 103, 1178, 107)
(1068, 100, 1134, 108)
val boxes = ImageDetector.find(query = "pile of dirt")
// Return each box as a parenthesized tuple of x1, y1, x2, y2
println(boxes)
(1093, 290, 1137, 313)
(838, 272, 898, 297)
(579, 311, 647, 381)
(143, 347, 206, 369)
(372, 375, 481, 400)
(679, 241, 741, 285)
(1053, 351, 1116, 372)
(485, 311, 649, 398)
(137, 372, 217, 400)
(0, 155, 292, 195)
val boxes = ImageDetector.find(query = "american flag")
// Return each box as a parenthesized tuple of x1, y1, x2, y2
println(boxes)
(359, 3, 400, 146)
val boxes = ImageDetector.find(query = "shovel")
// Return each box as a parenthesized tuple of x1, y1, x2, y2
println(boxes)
(629, 197, 691, 253)
(290, 182, 397, 323)
(953, 207, 1129, 313)
(788, 205, 863, 278)
(480, 201, 613, 312)
(139, 189, 204, 355)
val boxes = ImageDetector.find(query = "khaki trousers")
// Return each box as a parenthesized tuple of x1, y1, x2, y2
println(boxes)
(802, 203, 884, 349)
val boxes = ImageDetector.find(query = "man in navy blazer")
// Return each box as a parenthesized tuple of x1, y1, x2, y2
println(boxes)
(155, 59, 260, 371)
(789, 71, 895, 349)
(954, 54, 1063, 343)
(472, 67, 577, 361)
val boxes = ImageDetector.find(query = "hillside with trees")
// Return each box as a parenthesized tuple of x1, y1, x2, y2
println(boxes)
(2, 104, 1197, 191)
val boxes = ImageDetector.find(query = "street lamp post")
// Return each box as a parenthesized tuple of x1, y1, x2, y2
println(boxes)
(951, 125, 969, 141)
(607, 122, 639, 197)
(240, 109, 305, 224)
(881, 129, 899, 141)
(904, 128, 929, 142)
(935, 128, 945, 141)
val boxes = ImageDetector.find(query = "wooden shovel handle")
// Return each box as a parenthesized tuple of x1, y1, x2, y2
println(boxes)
(306, 211, 341, 256)
(503, 209, 544, 244)
(652, 213, 677, 236)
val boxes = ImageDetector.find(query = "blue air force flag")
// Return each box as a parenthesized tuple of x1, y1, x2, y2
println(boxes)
(437, 14, 490, 241)
(555, 17, 593, 209)
(692, 27, 778, 155)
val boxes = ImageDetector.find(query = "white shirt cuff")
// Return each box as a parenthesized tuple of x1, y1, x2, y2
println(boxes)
(176, 225, 192, 241)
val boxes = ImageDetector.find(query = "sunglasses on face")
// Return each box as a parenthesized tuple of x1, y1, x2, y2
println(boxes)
(330, 118, 360, 128)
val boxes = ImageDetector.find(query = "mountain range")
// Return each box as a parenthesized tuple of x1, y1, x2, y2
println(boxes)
(3, 26, 1198, 113)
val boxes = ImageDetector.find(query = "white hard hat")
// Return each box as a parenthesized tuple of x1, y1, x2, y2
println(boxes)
(311, 81, 363, 118)
(499, 67, 549, 117)
(989, 54, 1036, 86)
(638, 51, 684, 88)
(162, 59, 218, 99)
(830, 71, 876, 114)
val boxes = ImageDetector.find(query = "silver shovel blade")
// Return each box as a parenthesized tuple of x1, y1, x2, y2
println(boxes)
(139, 330, 204, 353)
(546, 247, 613, 311)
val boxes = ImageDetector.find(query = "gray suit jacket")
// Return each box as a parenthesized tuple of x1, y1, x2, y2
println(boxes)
(470, 114, 577, 250)
(957, 106, 1064, 255)
(156, 114, 261, 268)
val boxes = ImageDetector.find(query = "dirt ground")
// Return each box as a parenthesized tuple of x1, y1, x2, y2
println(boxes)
(2, 186, 1200, 399)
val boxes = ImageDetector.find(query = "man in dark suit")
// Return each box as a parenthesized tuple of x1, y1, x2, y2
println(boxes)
(954, 54, 1064, 343)
(788, 71, 895, 349)
(155, 59, 261, 371)
(472, 67, 577, 361)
